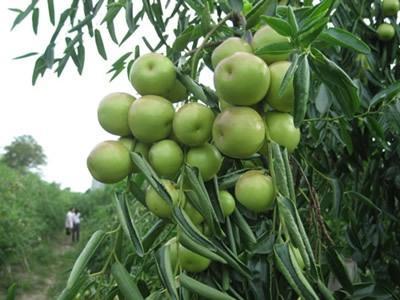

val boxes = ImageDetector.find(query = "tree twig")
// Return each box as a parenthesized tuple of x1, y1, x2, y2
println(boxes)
(190, 12, 233, 79)
(293, 157, 334, 246)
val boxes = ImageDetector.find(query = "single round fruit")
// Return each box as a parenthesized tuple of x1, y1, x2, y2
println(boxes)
(165, 237, 179, 270)
(97, 93, 135, 136)
(163, 79, 187, 103)
(149, 140, 183, 179)
(184, 201, 204, 224)
(173, 103, 215, 146)
(383, 0, 400, 16)
(213, 107, 266, 158)
(218, 190, 236, 217)
(211, 37, 253, 69)
(252, 26, 291, 64)
(214, 52, 270, 106)
(145, 180, 182, 218)
(129, 53, 176, 96)
(265, 112, 300, 153)
(118, 136, 136, 151)
(235, 170, 275, 213)
(178, 244, 211, 273)
(128, 95, 175, 143)
(130, 141, 150, 173)
(377, 23, 396, 41)
(186, 143, 223, 181)
(265, 61, 294, 113)
(87, 141, 133, 184)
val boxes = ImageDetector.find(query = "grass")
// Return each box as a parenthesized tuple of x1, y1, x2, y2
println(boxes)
(2, 232, 86, 299)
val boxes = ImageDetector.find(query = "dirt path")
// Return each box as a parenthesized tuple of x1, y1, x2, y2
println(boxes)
(18, 236, 74, 300)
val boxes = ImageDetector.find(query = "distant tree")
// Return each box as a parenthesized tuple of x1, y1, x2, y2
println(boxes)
(2, 135, 46, 172)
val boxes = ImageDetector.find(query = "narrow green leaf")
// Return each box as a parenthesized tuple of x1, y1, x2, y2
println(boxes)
(58, 276, 88, 300)
(279, 54, 298, 97)
(282, 149, 296, 202)
(271, 143, 290, 199)
(201, 3, 212, 35)
(254, 41, 294, 55)
(77, 43, 85, 74)
(66, 230, 105, 288)
(32, 57, 46, 85)
(173, 206, 217, 250)
(127, 176, 146, 205)
(6, 283, 16, 300)
(261, 16, 292, 36)
(319, 28, 370, 54)
(142, 219, 167, 252)
(274, 243, 319, 300)
(43, 43, 55, 68)
(365, 116, 387, 148)
(178, 229, 227, 263)
(11, 0, 39, 30)
(287, 6, 299, 33)
(317, 279, 335, 300)
(325, 247, 353, 292)
(184, 165, 223, 235)
(310, 48, 359, 116)
(32, 8, 39, 34)
(298, 16, 329, 46)
(338, 118, 353, 154)
(218, 169, 250, 190)
(125, 0, 135, 31)
(154, 246, 178, 300)
(277, 196, 310, 269)
(246, 0, 275, 29)
(231, 209, 257, 245)
(114, 192, 144, 256)
(47, 0, 55, 25)
(177, 72, 208, 103)
(13, 52, 38, 60)
(130, 152, 173, 206)
(173, 25, 195, 52)
(345, 191, 381, 214)
(111, 262, 144, 300)
(94, 29, 108, 60)
(69, 15, 95, 33)
(9, 8, 23, 14)
(330, 178, 341, 217)
(50, 8, 71, 43)
(369, 81, 400, 107)
(101, 3, 122, 24)
(293, 54, 310, 127)
(180, 273, 236, 300)
(300, 0, 334, 28)
(106, 19, 118, 44)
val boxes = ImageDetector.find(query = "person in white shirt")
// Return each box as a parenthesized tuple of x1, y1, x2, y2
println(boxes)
(72, 208, 81, 242)
(65, 208, 74, 236)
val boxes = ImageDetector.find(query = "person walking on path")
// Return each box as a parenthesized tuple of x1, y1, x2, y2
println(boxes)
(65, 208, 74, 237)
(72, 208, 81, 243)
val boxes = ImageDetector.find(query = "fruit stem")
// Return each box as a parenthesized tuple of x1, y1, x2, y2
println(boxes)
(190, 12, 233, 79)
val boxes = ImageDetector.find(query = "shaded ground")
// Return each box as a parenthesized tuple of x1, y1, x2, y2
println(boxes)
(16, 234, 75, 300)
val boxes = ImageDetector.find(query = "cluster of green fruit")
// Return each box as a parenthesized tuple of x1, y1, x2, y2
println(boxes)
(87, 25, 301, 273)
(377, 0, 399, 41)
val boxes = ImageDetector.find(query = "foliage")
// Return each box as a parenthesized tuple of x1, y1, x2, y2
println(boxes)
(0, 160, 75, 286)
(8, 0, 400, 299)
(2, 135, 46, 172)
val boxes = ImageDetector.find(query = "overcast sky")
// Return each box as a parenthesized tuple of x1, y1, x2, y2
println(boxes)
(0, 2, 155, 192)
